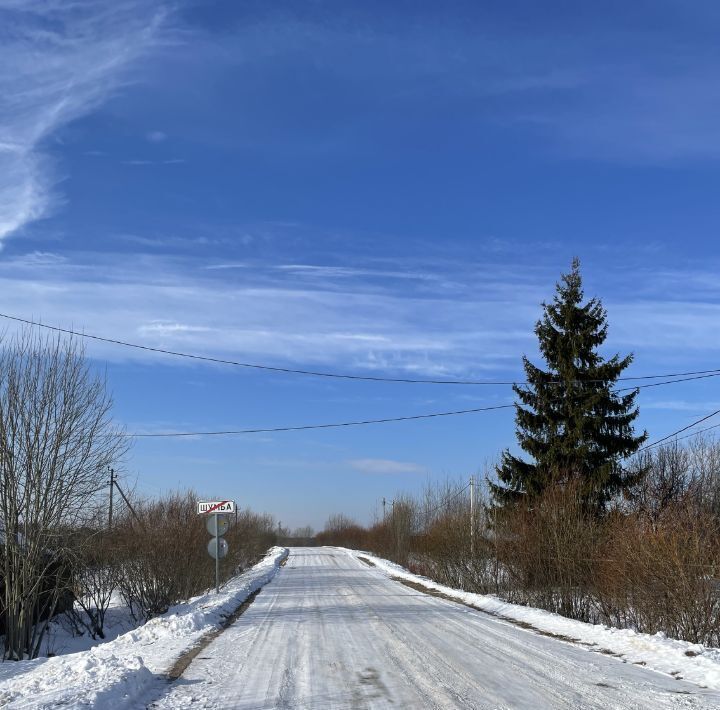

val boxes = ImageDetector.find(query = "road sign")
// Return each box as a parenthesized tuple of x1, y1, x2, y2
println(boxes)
(208, 537, 228, 559)
(197, 500, 236, 514)
(198, 500, 235, 593)
(206, 514, 229, 537)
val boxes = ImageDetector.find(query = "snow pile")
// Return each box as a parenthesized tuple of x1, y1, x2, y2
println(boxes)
(0, 547, 288, 709)
(342, 548, 720, 690)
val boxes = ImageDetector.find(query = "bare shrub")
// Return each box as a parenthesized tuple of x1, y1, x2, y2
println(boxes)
(387, 497, 416, 566)
(415, 512, 469, 587)
(111, 492, 277, 622)
(316, 514, 368, 550)
(365, 519, 394, 560)
(69, 531, 119, 639)
(224, 508, 277, 571)
(413, 480, 497, 592)
(597, 504, 720, 645)
(492, 482, 601, 621)
(114, 490, 210, 620)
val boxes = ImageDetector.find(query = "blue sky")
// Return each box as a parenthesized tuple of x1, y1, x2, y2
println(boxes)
(2, 0, 720, 529)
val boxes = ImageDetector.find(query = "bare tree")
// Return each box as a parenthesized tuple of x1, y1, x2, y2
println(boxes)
(0, 330, 126, 660)
(324, 514, 358, 533)
(292, 526, 315, 538)
(626, 442, 689, 527)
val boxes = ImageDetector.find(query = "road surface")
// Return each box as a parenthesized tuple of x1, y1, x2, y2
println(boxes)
(151, 547, 720, 709)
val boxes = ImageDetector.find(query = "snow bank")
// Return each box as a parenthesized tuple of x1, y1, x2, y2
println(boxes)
(0, 547, 288, 709)
(341, 547, 720, 691)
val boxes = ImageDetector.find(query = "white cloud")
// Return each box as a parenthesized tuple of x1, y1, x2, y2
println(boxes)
(138, 322, 213, 336)
(610, 301, 720, 353)
(121, 158, 185, 165)
(146, 130, 167, 142)
(204, 263, 249, 270)
(348, 459, 425, 475)
(0, 252, 540, 377)
(0, 252, 717, 382)
(0, 1, 167, 242)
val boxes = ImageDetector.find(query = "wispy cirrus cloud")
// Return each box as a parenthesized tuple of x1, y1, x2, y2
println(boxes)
(0, 0, 168, 243)
(1, 250, 718, 381)
(0, 251, 540, 376)
(146, 130, 167, 142)
(348, 459, 424, 475)
(121, 158, 185, 166)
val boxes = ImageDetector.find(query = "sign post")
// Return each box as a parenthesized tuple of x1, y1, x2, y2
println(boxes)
(215, 513, 219, 594)
(198, 500, 235, 594)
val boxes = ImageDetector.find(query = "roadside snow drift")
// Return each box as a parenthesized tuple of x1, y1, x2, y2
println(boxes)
(340, 548, 720, 691)
(0, 547, 288, 709)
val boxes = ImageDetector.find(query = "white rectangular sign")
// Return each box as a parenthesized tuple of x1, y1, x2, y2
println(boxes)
(197, 500, 236, 515)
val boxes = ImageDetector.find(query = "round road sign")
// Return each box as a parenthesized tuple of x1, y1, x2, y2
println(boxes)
(208, 537, 228, 559)
(206, 514, 230, 537)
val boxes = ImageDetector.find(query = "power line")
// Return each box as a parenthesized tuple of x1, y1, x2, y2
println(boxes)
(422, 484, 471, 518)
(638, 409, 720, 453)
(9, 312, 720, 443)
(123, 375, 718, 439)
(4, 312, 720, 387)
(125, 404, 517, 437)
(0, 313, 524, 384)
(645, 422, 720, 447)
(615, 372, 720, 392)
(124, 375, 719, 439)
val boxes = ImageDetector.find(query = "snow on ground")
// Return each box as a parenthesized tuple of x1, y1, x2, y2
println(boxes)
(341, 548, 720, 692)
(35, 593, 137, 660)
(0, 593, 139, 687)
(0, 547, 288, 709)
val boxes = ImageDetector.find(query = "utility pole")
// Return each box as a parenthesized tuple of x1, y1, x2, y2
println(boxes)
(493, 500, 499, 594)
(113, 478, 145, 529)
(214, 513, 220, 595)
(392, 500, 399, 560)
(382, 497, 386, 520)
(469, 475, 475, 558)
(108, 467, 114, 530)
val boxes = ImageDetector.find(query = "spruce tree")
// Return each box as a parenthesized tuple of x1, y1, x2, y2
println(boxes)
(491, 259, 647, 513)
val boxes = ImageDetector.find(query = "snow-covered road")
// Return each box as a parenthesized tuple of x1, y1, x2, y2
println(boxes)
(150, 547, 720, 709)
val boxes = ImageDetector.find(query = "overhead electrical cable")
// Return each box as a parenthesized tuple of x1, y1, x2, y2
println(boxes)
(124, 404, 517, 438)
(3, 312, 720, 387)
(124, 388, 720, 440)
(638, 409, 720, 453)
(8, 312, 719, 444)
(422, 484, 471, 518)
(640, 422, 720, 448)
(615, 372, 720, 392)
